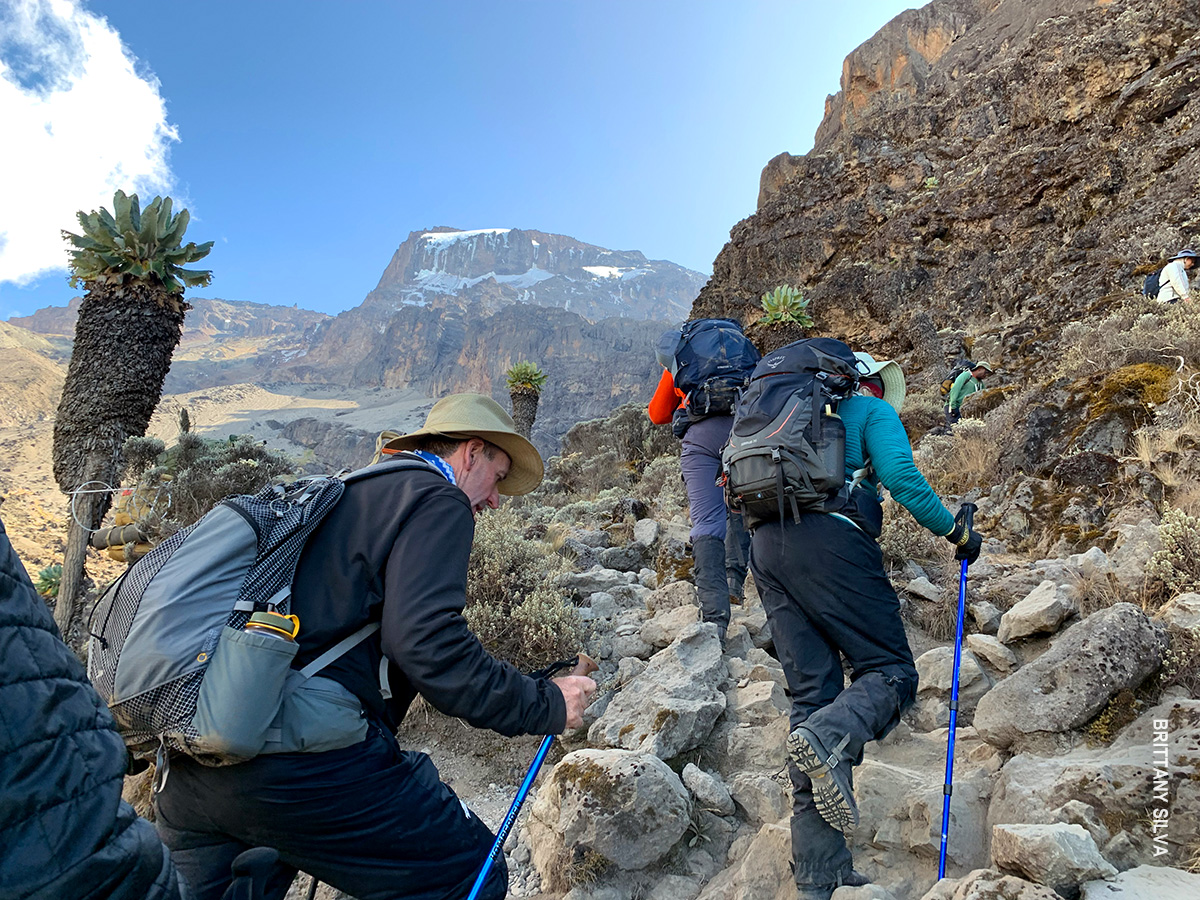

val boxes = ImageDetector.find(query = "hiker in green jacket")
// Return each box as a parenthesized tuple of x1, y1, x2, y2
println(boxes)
(944, 362, 995, 425)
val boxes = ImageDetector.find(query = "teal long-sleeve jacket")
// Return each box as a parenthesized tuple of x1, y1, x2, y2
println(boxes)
(838, 394, 955, 536)
(947, 370, 984, 411)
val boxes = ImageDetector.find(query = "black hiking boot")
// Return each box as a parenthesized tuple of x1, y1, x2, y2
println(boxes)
(788, 724, 859, 834)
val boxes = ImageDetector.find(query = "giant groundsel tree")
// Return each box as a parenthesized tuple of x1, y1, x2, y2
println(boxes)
(506, 361, 548, 441)
(52, 190, 212, 631)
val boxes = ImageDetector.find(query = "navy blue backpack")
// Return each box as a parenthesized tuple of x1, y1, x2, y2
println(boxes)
(660, 318, 760, 437)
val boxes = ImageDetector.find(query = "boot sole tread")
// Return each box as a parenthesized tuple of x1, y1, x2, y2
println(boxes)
(788, 728, 859, 834)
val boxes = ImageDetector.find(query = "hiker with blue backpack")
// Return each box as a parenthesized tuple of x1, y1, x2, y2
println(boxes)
(106, 394, 596, 900)
(1147, 247, 1197, 304)
(650, 319, 760, 646)
(722, 341, 983, 900)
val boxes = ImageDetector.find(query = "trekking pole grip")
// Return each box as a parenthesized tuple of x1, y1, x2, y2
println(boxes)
(957, 502, 977, 530)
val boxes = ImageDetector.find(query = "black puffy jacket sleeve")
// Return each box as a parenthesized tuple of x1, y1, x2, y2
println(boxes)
(0, 516, 185, 900)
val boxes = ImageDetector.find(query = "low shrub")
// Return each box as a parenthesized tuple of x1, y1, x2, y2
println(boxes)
(1146, 507, 1200, 601)
(466, 507, 583, 671)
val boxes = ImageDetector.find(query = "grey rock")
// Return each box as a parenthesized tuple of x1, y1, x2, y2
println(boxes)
(911, 647, 991, 729)
(563, 887, 627, 900)
(1065, 546, 1110, 579)
(682, 763, 736, 816)
(609, 583, 653, 609)
(906, 576, 944, 602)
(634, 518, 660, 548)
(976, 604, 1167, 750)
(965, 634, 1018, 674)
(731, 593, 772, 648)
(641, 605, 700, 650)
(727, 651, 787, 691)
(918, 869, 1061, 899)
(646, 875, 701, 900)
(585, 592, 619, 621)
(1049, 801, 1111, 848)
(1107, 519, 1161, 588)
(529, 749, 690, 873)
(611, 609, 652, 660)
(571, 529, 613, 549)
(997, 580, 1076, 644)
(831, 887, 897, 900)
(728, 773, 788, 827)
(560, 567, 637, 600)
(989, 700, 1200, 869)
(1080, 865, 1200, 900)
(704, 717, 789, 774)
(1100, 832, 1140, 873)
(992, 823, 1116, 893)
(599, 544, 647, 573)
(646, 580, 699, 613)
(969, 601, 1003, 635)
(1155, 591, 1200, 634)
(559, 539, 599, 570)
(589, 623, 727, 758)
(638, 567, 658, 590)
(724, 680, 788, 727)
(695, 823, 794, 900)
(616, 657, 647, 685)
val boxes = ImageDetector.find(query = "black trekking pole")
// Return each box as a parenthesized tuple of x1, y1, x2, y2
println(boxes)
(938, 502, 977, 880)
(465, 653, 598, 900)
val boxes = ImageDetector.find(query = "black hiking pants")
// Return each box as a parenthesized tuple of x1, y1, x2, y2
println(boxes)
(155, 723, 506, 900)
(750, 513, 918, 888)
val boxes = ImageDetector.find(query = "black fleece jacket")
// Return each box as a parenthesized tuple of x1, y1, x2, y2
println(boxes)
(289, 459, 566, 736)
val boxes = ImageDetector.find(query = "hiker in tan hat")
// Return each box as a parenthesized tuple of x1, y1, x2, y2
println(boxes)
(154, 393, 595, 900)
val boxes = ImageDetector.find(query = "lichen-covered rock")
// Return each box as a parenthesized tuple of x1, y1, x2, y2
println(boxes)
(991, 824, 1116, 894)
(996, 580, 1077, 644)
(589, 623, 727, 758)
(975, 603, 1167, 750)
(528, 749, 690, 874)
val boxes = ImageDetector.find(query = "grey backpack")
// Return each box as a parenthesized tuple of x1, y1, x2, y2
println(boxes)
(87, 455, 431, 765)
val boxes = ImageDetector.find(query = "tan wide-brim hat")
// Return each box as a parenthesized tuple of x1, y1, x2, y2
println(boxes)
(973, 361, 995, 374)
(853, 352, 907, 413)
(379, 393, 544, 495)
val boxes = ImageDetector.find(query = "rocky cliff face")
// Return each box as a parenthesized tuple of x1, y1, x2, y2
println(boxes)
(368, 227, 705, 322)
(698, 0, 1199, 366)
(286, 302, 665, 453)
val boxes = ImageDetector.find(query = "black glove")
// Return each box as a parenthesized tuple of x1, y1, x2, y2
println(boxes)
(946, 518, 983, 565)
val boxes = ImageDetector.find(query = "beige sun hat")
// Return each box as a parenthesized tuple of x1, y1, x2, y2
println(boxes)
(379, 393, 544, 495)
(972, 361, 995, 374)
(853, 352, 907, 413)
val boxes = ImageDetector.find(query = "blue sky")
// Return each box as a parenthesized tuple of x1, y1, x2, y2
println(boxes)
(0, 0, 916, 319)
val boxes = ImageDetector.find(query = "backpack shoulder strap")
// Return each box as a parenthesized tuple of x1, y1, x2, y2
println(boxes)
(342, 453, 439, 485)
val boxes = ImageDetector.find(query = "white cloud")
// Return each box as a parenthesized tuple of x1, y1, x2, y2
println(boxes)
(0, 0, 178, 285)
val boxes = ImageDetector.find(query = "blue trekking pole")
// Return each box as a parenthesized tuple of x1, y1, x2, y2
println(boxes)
(939, 502, 977, 880)
(466, 654, 598, 900)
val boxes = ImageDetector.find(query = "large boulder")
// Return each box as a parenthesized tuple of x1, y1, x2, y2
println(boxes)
(589, 623, 727, 758)
(974, 603, 1167, 750)
(989, 700, 1200, 869)
(996, 580, 1077, 644)
(991, 824, 1116, 896)
(1080, 865, 1200, 899)
(919, 869, 1061, 900)
(528, 749, 690, 875)
(641, 604, 701, 650)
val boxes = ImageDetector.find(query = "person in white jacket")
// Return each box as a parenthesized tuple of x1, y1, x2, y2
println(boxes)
(1158, 248, 1197, 303)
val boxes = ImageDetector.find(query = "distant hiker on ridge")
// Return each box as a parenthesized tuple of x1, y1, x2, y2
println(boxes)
(153, 394, 596, 900)
(650, 319, 760, 645)
(1155, 247, 1198, 304)
(944, 360, 995, 426)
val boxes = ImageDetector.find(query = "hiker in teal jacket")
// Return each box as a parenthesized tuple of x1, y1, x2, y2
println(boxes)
(944, 362, 994, 425)
(750, 352, 983, 900)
